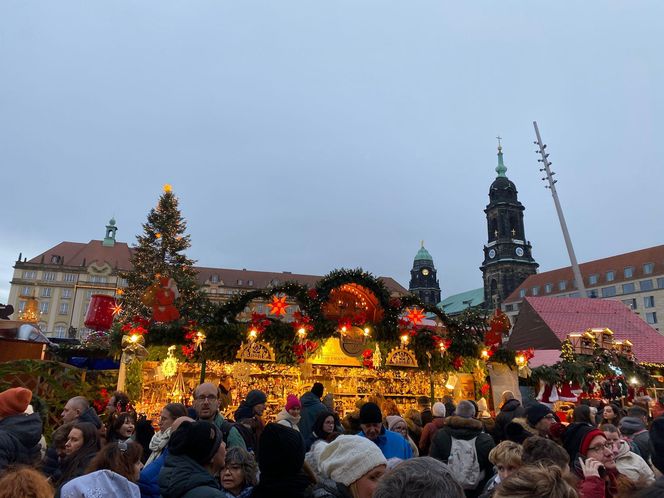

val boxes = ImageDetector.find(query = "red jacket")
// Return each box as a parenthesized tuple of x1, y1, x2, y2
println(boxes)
(578, 470, 619, 498)
(420, 417, 445, 455)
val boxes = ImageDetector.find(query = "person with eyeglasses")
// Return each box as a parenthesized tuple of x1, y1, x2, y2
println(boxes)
(571, 427, 622, 498)
(524, 402, 557, 438)
(602, 424, 654, 486)
(193, 383, 225, 430)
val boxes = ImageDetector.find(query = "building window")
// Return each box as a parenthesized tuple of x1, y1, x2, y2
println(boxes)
(237, 280, 243, 286)
(622, 283, 635, 294)
(39, 302, 49, 313)
(248, 280, 254, 286)
(59, 303, 69, 315)
(587, 289, 598, 298)
(54, 325, 66, 338)
(50, 255, 61, 264)
(646, 312, 658, 324)
(640, 279, 653, 291)
(644, 263, 655, 275)
(558, 281, 567, 291)
(532, 287, 540, 296)
(545, 283, 553, 294)
(589, 274, 599, 285)
(41, 288, 52, 298)
(624, 267, 634, 278)
(43, 272, 56, 281)
(210, 275, 219, 283)
(505, 304, 514, 312)
(22, 270, 36, 279)
(89, 275, 107, 284)
(21, 286, 31, 296)
(519, 289, 526, 298)
(658, 277, 664, 289)
(644, 296, 655, 308)
(85, 290, 94, 299)
(606, 271, 615, 282)
(61, 289, 72, 299)
(63, 273, 77, 282)
(601, 286, 616, 298)
(622, 298, 637, 310)
(17, 301, 26, 312)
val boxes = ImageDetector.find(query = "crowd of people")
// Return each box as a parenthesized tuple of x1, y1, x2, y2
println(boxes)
(0, 381, 663, 498)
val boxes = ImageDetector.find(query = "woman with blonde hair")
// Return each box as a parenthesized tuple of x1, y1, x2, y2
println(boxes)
(479, 440, 523, 498)
(493, 464, 579, 498)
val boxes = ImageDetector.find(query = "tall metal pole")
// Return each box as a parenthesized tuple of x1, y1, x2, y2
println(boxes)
(533, 121, 587, 295)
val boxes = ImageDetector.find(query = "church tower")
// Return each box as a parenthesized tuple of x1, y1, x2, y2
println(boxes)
(480, 141, 538, 308)
(409, 242, 441, 305)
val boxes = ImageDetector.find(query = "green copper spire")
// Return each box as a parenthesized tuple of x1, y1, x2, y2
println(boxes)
(495, 137, 507, 177)
(414, 241, 433, 262)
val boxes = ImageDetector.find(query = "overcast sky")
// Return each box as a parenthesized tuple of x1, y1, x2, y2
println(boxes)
(2, 1, 663, 304)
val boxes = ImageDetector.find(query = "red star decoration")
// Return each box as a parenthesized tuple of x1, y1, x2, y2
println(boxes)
(405, 307, 426, 325)
(268, 295, 289, 316)
(112, 303, 123, 316)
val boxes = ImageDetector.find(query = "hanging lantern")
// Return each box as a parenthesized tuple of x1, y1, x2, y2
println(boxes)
(84, 294, 117, 331)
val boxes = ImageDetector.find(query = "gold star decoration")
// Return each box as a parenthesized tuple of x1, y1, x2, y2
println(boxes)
(163, 184, 173, 193)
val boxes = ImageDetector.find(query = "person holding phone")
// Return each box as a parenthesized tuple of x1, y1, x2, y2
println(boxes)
(576, 428, 620, 498)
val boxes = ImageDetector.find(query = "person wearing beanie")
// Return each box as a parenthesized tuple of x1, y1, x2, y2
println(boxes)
(419, 402, 446, 455)
(523, 402, 556, 437)
(619, 416, 651, 463)
(386, 415, 419, 457)
(418, 396, 433, 427)
(251, 423, 312, 498)
(159, 420, 227, 498)
(429, 400, 495, 497)
(228, 390, 268, 452)
(0, 387, 42, 470)
(313, 434, 387, 498)
(575, 428, 621, 498)
(358, 402, 412, 460)
(298, 383, 328, 442)
(276, 394, 302, 431)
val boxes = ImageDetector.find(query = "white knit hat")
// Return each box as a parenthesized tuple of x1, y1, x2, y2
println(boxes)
(318, 435, 387, 486)
(432, 402, 446, 418)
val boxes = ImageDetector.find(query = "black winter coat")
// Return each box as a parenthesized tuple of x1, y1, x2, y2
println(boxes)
(159, 453, 225, 498)
(493, 399, 525, 442)
(0, 413, 42, 470)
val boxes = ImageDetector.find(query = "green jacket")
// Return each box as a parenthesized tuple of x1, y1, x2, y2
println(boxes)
(159, 453, 225, 498)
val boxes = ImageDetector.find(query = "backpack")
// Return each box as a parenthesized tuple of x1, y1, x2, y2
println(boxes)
(447, 436, 484, 490)
(220, 419, 256, 452)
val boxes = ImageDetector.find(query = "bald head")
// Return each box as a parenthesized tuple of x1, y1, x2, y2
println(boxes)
(171, 416, 195, 433)
(193, 382, 221, 421)
(62, 396, 89, 424)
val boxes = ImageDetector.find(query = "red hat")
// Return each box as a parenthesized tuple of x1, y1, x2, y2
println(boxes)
(0, 387, 33, 417)
(285, 394, 301, 412)
(580, 429, 606, 457)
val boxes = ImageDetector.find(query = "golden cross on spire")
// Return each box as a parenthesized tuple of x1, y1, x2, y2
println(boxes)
(496, 136, 502, 151)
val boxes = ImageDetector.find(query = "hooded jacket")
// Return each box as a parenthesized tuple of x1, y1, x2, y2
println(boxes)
(620, 417, 651, 463)
(60, 469, 140, 498)
(420, 417, 445, 455)
(276, 409, 301, 431)
(159, 453, 225, 498)
(612, 439, 655, 485)
(429, 416, 495, 495)
(298, 392, 327, 440)
(0, 412, 42, 470)
(493, 399, 525, 441)
(77, 407, 102, 428)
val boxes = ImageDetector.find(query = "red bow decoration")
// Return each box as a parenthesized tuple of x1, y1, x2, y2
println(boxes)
(251, 313, 271, 334)
(293, 340, 318, 363)
(453, 356, 464, 370)
(362, 348, 375, 369)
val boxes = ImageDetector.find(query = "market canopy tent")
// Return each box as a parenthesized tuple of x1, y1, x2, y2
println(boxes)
(506, 297, 664, 363)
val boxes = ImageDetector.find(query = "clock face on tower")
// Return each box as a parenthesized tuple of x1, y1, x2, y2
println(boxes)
(421, 268, 429, 276)
(488, 249, 496, 259)
(515, 247, 524, 257)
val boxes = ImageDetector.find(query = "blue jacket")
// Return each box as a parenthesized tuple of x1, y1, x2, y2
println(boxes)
(138, 447, 167, 498)
(298, 392, 327, 441)
(359, 427, 413, 460)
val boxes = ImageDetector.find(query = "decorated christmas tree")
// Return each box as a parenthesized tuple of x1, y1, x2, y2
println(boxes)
(120, 185, 209, 322)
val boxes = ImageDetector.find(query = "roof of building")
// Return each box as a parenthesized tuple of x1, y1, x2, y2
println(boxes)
(27, 241, 134, 270)
(414, 246, 433, 262)
(23, 240, 408, 294)
(504, 244, 664, 304)
(506, 297, 664, 363)
(438, 287, 485, 314)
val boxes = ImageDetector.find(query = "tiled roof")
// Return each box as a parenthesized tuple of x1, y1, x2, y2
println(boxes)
(27, 241, 134, 270)
(23, 241, 408, 294)
(504, 245, 664, 304)
(438, 288, 485, 314)
(507, 297, 664, 363)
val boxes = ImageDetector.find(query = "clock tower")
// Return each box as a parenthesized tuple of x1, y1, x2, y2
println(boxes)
(409, 242, 441, 305)
(480, 142, 538, 309)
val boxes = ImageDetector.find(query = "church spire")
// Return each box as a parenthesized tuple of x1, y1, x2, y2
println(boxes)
(495, 136, 507, 178)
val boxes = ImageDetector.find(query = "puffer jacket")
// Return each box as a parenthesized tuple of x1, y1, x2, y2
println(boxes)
(0, 412, 42, 470)
(159, 453, 225, 498)
(613, 439, 655, 485)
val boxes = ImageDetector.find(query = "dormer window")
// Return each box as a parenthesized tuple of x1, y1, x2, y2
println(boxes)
(50, 255, 61, 264)
(210, 274, 220, 284)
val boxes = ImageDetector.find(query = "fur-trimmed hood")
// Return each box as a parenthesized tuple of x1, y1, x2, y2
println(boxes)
(443, 416, 484, 440)
(505, 416, 537, 443)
